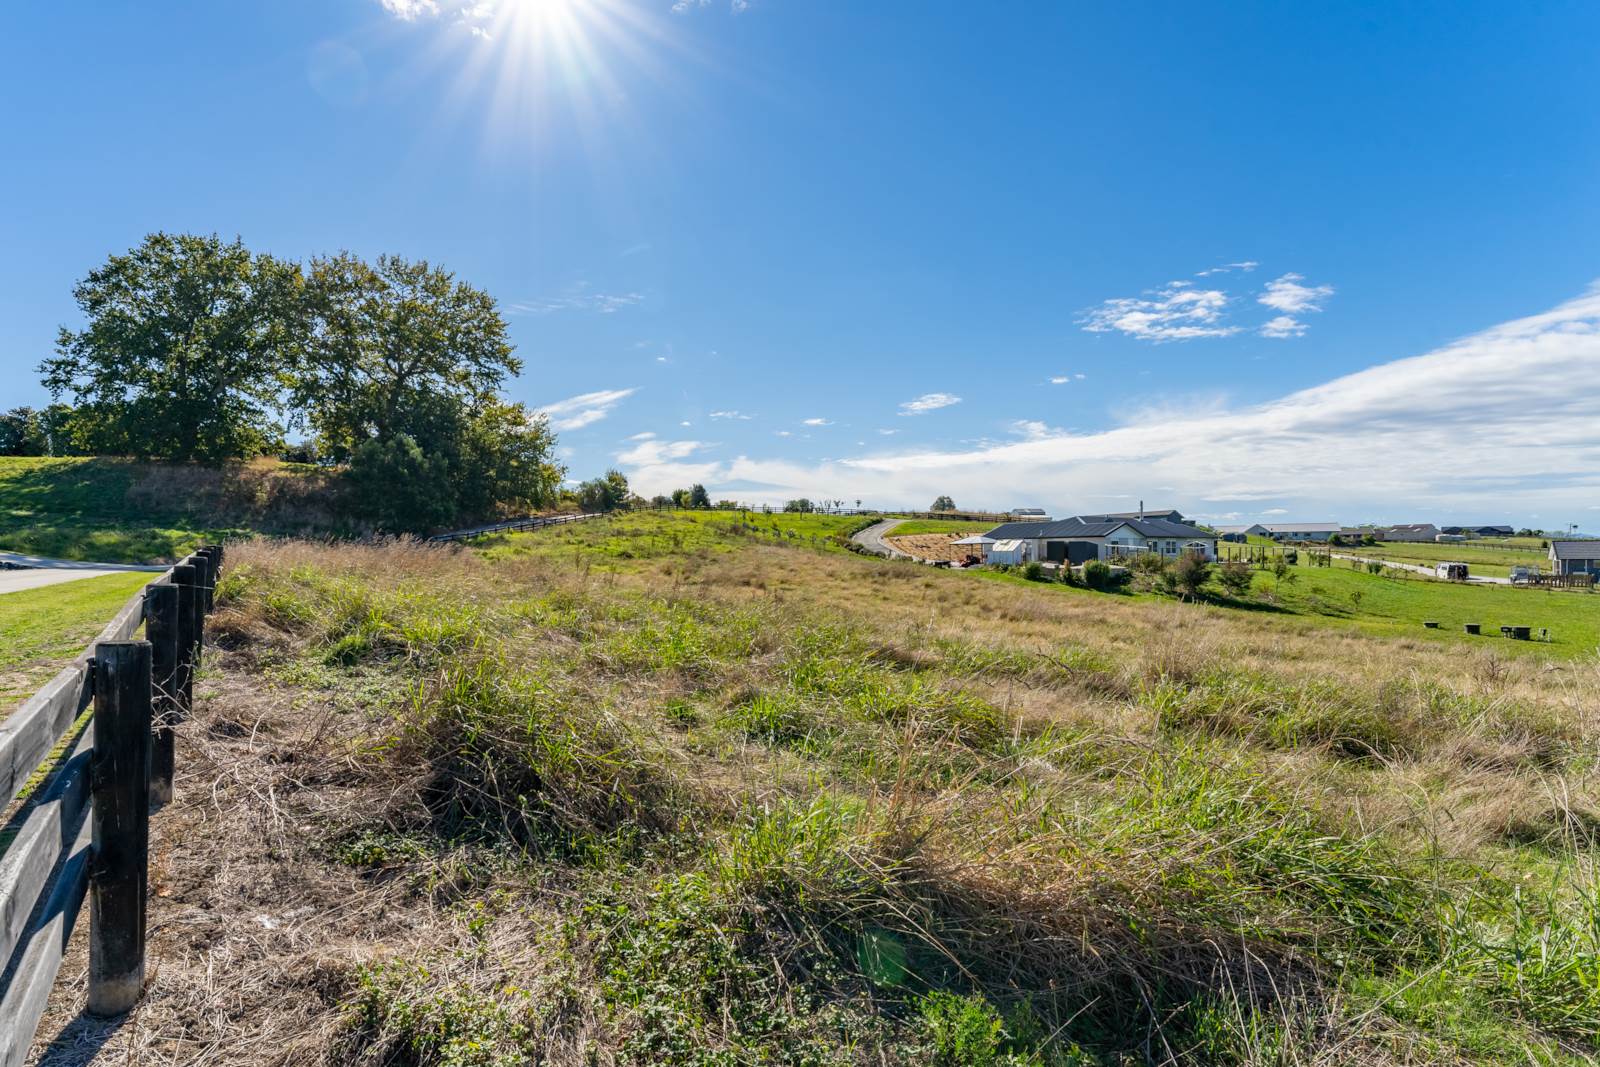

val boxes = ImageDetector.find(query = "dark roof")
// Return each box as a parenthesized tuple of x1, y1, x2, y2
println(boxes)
(1081, 509, 1184, 522)
(981, 516, 1214, 541)
(1550, 540, 1600, 560)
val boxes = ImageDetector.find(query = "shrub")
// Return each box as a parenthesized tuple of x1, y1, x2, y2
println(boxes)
(1082, 560, 1114, 590)
(1366, 560, 1384, 575)
(1172, 552, 1212, 600)
(1021, 561, 1044, 581)
(1218, 559, 1253, 597)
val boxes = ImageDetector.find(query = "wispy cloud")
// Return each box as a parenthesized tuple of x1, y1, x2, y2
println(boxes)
(510, 288, 645, 316)
(801, 417, 832, 426)
(1080, 282, 1239, 342)
(1259, 273, 1334, 315)
(710, 410, 753, 420)
(1195, 260, 1260, 277)
(1083, 269, 1333, 342)
(1049, 373, 1087, 385)
(537, 388, 636, 432)
(380, 0, 438, 18)
(1259, 315, 1307, 339)
(614, 285, 1600, 521)
(899, 393, 961, 416)
(616, 437, 704, 466)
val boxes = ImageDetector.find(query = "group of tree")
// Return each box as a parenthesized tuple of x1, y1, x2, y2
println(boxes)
(36, 233, 563, 531)
(930, 495, 956, 512)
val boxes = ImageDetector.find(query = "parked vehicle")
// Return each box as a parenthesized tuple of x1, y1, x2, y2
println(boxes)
(1509, 564, 1535, 584)
(1434, 561, 1469, 581)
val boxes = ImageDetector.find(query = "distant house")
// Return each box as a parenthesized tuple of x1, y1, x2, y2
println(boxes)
(1261, 522, 1341, 542)
(1338, 527, 1379, 541)
(1008, 508, 1052, 521)
(1080, 508, 1185, 524)
(1473, 525, 1515, 537)
(981, 515, 1216, 564)
(1382, 523, 1441, 543)
(1215, 523, 1270, 539)
(1548, 541, 1600, 576)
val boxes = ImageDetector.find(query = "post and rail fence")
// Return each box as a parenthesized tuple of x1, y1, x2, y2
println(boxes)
(0, 545, 222, 1065)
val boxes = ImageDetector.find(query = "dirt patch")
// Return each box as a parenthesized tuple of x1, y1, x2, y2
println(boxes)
(884, 532, 980, 562)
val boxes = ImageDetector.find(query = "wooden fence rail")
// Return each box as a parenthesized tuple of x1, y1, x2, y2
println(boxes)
(0, 545, 222, 1066)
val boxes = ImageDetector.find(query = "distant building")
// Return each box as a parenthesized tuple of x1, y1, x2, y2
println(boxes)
(1261, 522, 1341, 542)
(1441, 525, 1514, 538)
(1548, 541, 1600, 577)
(981, 515, 1216, 563)
(1215, 523, 1270, 539)
(1080, 508, 1185, 524)
(1009, 508, 1052, 521)
(1382, 523, 1441, 543)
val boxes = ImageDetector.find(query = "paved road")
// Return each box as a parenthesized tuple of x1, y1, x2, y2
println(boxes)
(0, 550, 166, 596)
(850, 519, 909, 558)
(1330, 552, 1511, 585)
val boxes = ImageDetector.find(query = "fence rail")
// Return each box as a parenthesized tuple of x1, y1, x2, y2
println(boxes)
(0, 546, 222, 1065)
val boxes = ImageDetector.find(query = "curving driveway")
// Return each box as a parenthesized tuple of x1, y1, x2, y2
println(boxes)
(1329, 552, 1510, 585)
(850, 519, 909, 559)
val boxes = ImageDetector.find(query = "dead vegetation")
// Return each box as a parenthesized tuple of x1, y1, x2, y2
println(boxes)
(25, 531, 1600, 1066)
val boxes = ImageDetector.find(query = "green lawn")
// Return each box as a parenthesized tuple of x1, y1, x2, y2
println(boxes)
(1339, 539, 1552, 578)
(472, 509, 869, 564)
(1247, 558, 1600, 654)
(0, 571, 153, 707)
(888, 517, 991, 536)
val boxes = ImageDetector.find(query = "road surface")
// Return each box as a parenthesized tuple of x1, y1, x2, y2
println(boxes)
(1329, 552, 1510, 585)
(850, 519, 909, 558)
(0, 551, 166, 596)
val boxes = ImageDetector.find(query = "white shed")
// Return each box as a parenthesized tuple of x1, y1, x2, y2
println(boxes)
(987, 539, 1030, 565)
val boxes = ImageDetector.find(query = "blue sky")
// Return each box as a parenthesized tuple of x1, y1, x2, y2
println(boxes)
(3, 1, 1599, 526)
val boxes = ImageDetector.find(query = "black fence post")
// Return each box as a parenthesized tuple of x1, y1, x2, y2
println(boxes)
(171, 563, 198, 711)
(145, 583, 180, 807)
(88, 641, 153, 1017)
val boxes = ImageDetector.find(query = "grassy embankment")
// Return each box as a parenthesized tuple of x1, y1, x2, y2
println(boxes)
(0, 455, 346, 564)
(101, 509, 1600, 1065)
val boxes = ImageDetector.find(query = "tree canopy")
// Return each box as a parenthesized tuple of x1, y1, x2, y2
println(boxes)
(42, 233, 301, 461)
(38, 233, 564, 532)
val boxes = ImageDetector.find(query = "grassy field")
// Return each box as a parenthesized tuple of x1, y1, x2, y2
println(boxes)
(0, 456, 344, 563)
(81, 510, 1600, 1065)
(0, 571, 153, 705)
(890, 517, 993, 536)
(1340, 540, 1553, 578)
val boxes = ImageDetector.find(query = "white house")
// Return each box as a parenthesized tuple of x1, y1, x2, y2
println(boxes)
(1215, 523, 1270, 539)
(981, 516, 1217, 565)
(1261, 522, 1341, 542)
(1382, 523, 1441, 543)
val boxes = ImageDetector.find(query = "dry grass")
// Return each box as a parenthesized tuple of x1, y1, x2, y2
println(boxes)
(24, 532, 1600, 1066)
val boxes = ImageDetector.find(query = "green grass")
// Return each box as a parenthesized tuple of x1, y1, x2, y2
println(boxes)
(219, 531, 1600, 1065)
(1252, 558, 1600, 654)
(889, 518, 992, 536)
(0, 571, 153, 706)
(472, 508, 869, 565)
(1338, 539, 1552, 578)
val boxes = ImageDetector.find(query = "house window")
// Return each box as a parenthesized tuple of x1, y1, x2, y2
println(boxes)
(1166, 541, 1176, 554)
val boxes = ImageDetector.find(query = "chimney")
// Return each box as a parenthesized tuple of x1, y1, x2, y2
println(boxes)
(1139, 499, 1144, 520)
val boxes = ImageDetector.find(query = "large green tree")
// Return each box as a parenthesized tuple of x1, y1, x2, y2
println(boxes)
(41, 233, 301, 461)
(292, 253, 519, 460)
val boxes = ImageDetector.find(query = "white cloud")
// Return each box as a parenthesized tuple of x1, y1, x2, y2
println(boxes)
(877, 428, 897, 436)
(1195, 260, 1260, 277)
(536, 388, 636, 432)
(628, 431, 655, 441)
(1259, 315, 1307, 339)
(1259, 273, 1334, 314)
(710, 410, 753, 420)
(1050, 376, 1071, 385)
(802, 417, 832, 426)
(1079, 282, 1239, 342)
(616, 438, 704, 466)
(899, 393, 961, 416)
(613, 285, 1600, 522)
(775, 430, 792, 437)
(380, 0, 438, 18)
(509, 285, 644, 316)
(1262, 507, 1289, 515)
(1010, 420, 1060, 441)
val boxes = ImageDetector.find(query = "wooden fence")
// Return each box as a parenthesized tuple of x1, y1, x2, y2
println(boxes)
(0, 546, 222, 1065)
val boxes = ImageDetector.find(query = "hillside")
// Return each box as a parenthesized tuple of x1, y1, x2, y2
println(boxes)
(28, 510, 1600, 1065)
(0, 456, 349, 563)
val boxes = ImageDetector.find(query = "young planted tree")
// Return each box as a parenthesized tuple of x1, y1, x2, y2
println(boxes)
(42, 233, 302, 460)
